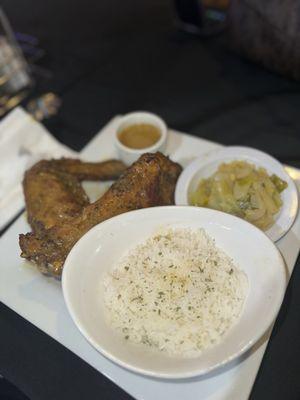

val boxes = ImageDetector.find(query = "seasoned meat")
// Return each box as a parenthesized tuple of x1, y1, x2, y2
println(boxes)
(23, 158, 126, 232)
(19, 153, 182, 277)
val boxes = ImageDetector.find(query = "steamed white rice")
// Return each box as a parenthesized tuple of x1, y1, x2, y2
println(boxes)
(103, 228, 248, 358)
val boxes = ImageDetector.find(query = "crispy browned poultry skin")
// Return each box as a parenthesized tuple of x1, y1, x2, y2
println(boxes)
(23, 158, 126, 232)
(43, 158, 126, 181)
(19, 153, 182, 277)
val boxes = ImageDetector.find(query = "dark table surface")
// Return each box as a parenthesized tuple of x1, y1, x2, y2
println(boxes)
(1, 1, 300, 399)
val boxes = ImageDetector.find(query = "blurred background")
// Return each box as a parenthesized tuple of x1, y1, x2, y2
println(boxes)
(1, 0, 300, 160)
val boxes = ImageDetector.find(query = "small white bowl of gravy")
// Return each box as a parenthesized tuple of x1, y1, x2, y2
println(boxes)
(115, 111, 168, 165)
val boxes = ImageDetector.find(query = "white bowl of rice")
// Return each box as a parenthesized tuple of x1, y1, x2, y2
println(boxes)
(62, 206, 286, 379)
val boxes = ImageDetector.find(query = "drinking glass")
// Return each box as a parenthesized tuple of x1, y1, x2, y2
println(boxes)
(0, 7, 33, 117)
(174, 0, 229, 36)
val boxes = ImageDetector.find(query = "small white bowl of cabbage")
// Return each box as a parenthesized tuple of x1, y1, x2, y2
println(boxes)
(175, 146, 298, 242)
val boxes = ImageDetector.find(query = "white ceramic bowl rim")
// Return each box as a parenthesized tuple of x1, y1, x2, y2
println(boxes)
(62, 206, 286, 379)
(115, 111, 167, 154)
(175, 146, 299, 242)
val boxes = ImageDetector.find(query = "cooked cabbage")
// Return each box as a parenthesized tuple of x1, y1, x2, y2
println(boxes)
(190, 161, 287, 230)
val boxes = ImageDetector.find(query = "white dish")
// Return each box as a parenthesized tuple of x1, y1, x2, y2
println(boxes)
(175, 146, 299, 242)
(62, 205, 286, 379)
(2, 118, 300, 400)
(114, 111, 168, 165)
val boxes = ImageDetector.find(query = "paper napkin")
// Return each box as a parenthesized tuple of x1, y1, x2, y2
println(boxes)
(0, 107, 77, 231)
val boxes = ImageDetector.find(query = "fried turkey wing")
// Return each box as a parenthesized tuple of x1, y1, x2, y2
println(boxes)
(23, 158, 126, 232)
(19, 153, 182, 277)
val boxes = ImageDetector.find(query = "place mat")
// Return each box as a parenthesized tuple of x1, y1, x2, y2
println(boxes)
(0, 107, 76, 231)
(0, 116, 299, 400)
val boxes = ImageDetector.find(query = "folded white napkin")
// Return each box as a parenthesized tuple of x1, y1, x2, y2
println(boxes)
(0, 107, 77, 231)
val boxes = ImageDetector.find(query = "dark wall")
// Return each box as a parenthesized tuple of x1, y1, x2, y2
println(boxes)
(2, 1, 300, 163)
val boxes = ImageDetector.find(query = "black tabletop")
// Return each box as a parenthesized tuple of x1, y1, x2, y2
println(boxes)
(1, 1, 300, 399)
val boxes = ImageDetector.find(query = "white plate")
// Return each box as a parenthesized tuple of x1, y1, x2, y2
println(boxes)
(62, 206, 286, 379)
(175, 146, 299, 242)
(1, 119, 300, 400)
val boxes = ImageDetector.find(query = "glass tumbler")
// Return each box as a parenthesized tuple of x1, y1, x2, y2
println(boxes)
(0, 7, 33, 117)
(174, 0, 229, 36)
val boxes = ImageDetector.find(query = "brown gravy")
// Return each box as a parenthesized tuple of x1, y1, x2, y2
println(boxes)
(118, 124, 161, 149)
